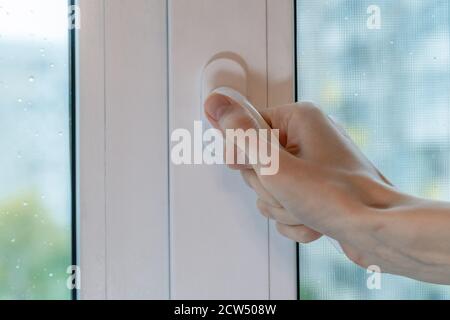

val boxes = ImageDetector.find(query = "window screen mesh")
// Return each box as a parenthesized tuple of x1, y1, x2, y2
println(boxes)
(296, 0, 450, 299)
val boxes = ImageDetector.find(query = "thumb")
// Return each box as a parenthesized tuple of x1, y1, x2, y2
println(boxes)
(204, 93, 259, 133)
(204, 93, 292, 177)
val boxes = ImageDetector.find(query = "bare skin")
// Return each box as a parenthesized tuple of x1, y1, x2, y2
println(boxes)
(204, 93, 450, 285)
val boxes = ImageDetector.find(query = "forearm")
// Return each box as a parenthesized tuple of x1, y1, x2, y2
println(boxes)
(348, 196, 450, 284)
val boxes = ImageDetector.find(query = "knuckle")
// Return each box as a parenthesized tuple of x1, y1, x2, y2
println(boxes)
(256, 199, 272, 219)
(294, 102, 326, 122)
(276, 222, 288, 236)
(225, 112, 257, 131)
(241, 170, 255, 188)
(295, 228, 317, 244)
(227, 163, 246, 170)
(347, 251, 370, 269)
(276, 223, 321, 244)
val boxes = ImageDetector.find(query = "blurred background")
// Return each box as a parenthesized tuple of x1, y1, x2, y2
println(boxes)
(0, 0, 72, 299)
(297, 0, 450, 299)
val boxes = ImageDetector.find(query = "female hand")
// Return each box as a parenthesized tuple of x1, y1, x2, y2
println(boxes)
(205, 93, 450, 285)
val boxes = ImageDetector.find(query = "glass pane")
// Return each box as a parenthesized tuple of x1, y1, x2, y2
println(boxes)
(296, 0, 450, 299)
(0, 0, 72, 299)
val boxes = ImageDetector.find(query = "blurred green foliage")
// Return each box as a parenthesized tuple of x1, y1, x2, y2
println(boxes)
(299, 285, 318, 300)
(0, 192, 71, 300)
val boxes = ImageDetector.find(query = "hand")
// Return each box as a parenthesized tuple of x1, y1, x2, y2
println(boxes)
(204, 92, 401, 242)
(204, 93, 450, 285)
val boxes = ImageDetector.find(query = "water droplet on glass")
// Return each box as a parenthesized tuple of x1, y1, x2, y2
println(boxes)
(23, 202, 28, 207)
(58, 131, 63, 136)
(11, 238, 16, 243)
(17, 152, 22, 159)
(28, 76, 35, 83)
(433, 56, 438, 61)
(49, 273, 53, 277)
(354, 93, 359, 97)
(16, 265, 20, 269)
(17, 98, 23, 103)
(390, 40, 394, 45)
(50, 63, 55, 68)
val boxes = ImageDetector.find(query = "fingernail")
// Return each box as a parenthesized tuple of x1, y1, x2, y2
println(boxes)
(205, 94, 232, 121)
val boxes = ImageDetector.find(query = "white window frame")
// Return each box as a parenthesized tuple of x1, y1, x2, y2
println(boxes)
(78, 0, 296, 300)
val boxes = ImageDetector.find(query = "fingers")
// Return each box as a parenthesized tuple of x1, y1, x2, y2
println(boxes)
(256, 199, 300, 226)
(276, 223, 322, 244)
(205, 93, 289, 176)
(241, 170, 281, 207)
(256, 197, 323, 243)
(205, 93, 256, 169)
(204, 93, 259, 133)
(221, 146, 251, 170)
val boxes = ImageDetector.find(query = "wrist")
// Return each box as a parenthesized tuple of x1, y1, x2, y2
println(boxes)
(339, 173, 413, 244)
(347, 182, 421, 255)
